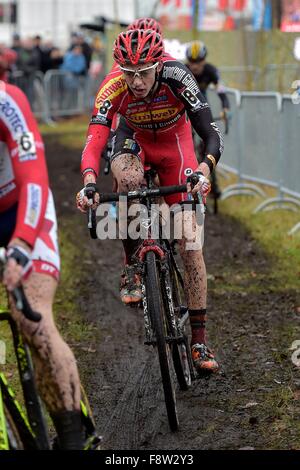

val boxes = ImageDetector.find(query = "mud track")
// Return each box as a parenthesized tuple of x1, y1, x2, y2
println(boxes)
(45, 136, 300, 450)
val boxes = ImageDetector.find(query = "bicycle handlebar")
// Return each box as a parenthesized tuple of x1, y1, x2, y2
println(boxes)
(87, 183, 205, 239)
(98, 183, 188, 203)
(0, 248, 42, 322)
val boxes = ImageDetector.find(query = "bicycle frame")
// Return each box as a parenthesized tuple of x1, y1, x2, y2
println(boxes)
(131, 172, 193, 359)
(0, 309, 50, 450)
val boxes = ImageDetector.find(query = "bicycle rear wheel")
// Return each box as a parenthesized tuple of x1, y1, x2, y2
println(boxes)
(145, 251, 179, 432)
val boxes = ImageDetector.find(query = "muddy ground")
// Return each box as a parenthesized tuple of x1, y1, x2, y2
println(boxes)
(45, 135, 300, 450)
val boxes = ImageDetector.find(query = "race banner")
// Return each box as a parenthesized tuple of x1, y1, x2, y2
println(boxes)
(281, 0, 300, 32)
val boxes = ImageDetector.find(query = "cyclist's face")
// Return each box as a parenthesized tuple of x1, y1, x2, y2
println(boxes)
(188, 60, 205, 76)
(120, 62, 161, 98)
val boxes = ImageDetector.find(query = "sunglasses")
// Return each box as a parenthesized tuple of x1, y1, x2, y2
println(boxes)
(119, 62, 159, 80)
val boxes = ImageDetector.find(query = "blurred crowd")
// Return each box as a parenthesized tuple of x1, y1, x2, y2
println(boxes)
(0, 31, 105, 84)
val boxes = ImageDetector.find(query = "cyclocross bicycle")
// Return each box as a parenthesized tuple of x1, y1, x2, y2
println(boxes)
(86, 169, 205, 431)
(0, 249, 101, 450)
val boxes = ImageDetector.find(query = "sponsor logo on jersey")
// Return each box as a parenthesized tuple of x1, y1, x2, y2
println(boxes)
(0, 181, 16, 199)
(81, 134, 93, 160)
(162, 66, 187, 82)
(95, 77, 127, 108)
(128, 101, 145, 108)
(210, 121, 224, 154)
(153, 94, 168, 103)
(128, 107, 179, 124)
(19, 154, 38, 162)
(0, 99, 26, 134)
(40, 263, 56, 273)
(25, 183, 42, 229)
(90, 114, 109, 125)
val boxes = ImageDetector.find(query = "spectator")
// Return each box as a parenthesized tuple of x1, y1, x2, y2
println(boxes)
(69, 32, 92, 74)
(15, 37, 40, 76)
(11, 38, 40, 102)
(32, 34, 51, 74)
(60, 45, 86, 77)
(0, 44, 17, 79)
(45, 47, 64, 71)
(11, 33, 22, 56)
(60, 45, 87, 109)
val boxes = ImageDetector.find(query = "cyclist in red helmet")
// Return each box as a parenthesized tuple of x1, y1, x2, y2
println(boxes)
(101, 19, 166, 172)
(77, 29, 223, 375)
(127, 17, 163, 35)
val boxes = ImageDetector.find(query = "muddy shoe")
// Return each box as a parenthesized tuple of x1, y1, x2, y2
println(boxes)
(191, 343, 219, 375)
(120, 265, 142, 305)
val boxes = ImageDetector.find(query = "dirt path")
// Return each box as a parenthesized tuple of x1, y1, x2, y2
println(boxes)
(45, 136, 300, 450)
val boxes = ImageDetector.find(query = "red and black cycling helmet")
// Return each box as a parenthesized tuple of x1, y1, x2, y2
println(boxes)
(113, 29, 164, 65)
(127, 17, 163, 36)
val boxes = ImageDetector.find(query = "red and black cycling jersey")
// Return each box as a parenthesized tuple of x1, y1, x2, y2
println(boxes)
(81, 57, 223, 178)
(0, 83, 49, 248)
(186, 62, 230, 110)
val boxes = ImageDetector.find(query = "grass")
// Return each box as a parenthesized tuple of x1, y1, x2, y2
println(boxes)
(38, 115, 89, 149)
(217, 171, 300, 293)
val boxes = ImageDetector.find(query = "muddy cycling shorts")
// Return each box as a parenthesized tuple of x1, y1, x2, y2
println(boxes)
(110, 119, 199, 206)
(0, 190, 60, 281)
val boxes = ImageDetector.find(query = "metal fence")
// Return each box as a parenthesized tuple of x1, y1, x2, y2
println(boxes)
(219, 66, 261, 91)
(9, 69, 104, 122)
(207, 88, 300, 235)
(218, 64, 300, 93)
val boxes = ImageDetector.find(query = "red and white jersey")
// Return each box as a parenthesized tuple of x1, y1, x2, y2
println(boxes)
(0, 83, 49, 248)
(81, 55, 223, 178)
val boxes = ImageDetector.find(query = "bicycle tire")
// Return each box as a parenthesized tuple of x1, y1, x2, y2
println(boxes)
(168, 256, 192, 390)
(145, 251, 179, 432)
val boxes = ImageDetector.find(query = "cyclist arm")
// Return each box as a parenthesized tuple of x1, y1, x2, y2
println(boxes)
(209, 65, 230, 111)
(81, 70, 125, 185)
(163, 61, 223, 176)
(2, 85, 49, 250)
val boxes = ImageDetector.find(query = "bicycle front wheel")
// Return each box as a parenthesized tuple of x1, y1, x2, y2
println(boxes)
(145, 251, 179, 432)
(169, 257, 193, 391)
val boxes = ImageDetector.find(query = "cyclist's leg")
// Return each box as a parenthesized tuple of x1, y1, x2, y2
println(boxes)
(110, 120, 145, 265)
(8, 192, 84, 449)
(110, 121, 145, 303)
(9, 273, 84, 449)
(151, 132, 218, 373)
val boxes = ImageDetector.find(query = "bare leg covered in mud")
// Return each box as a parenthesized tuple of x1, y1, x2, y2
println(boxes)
(174, 209, 219, 372)
(111, 154, 145, 264)
(9, 272, 84, 448)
